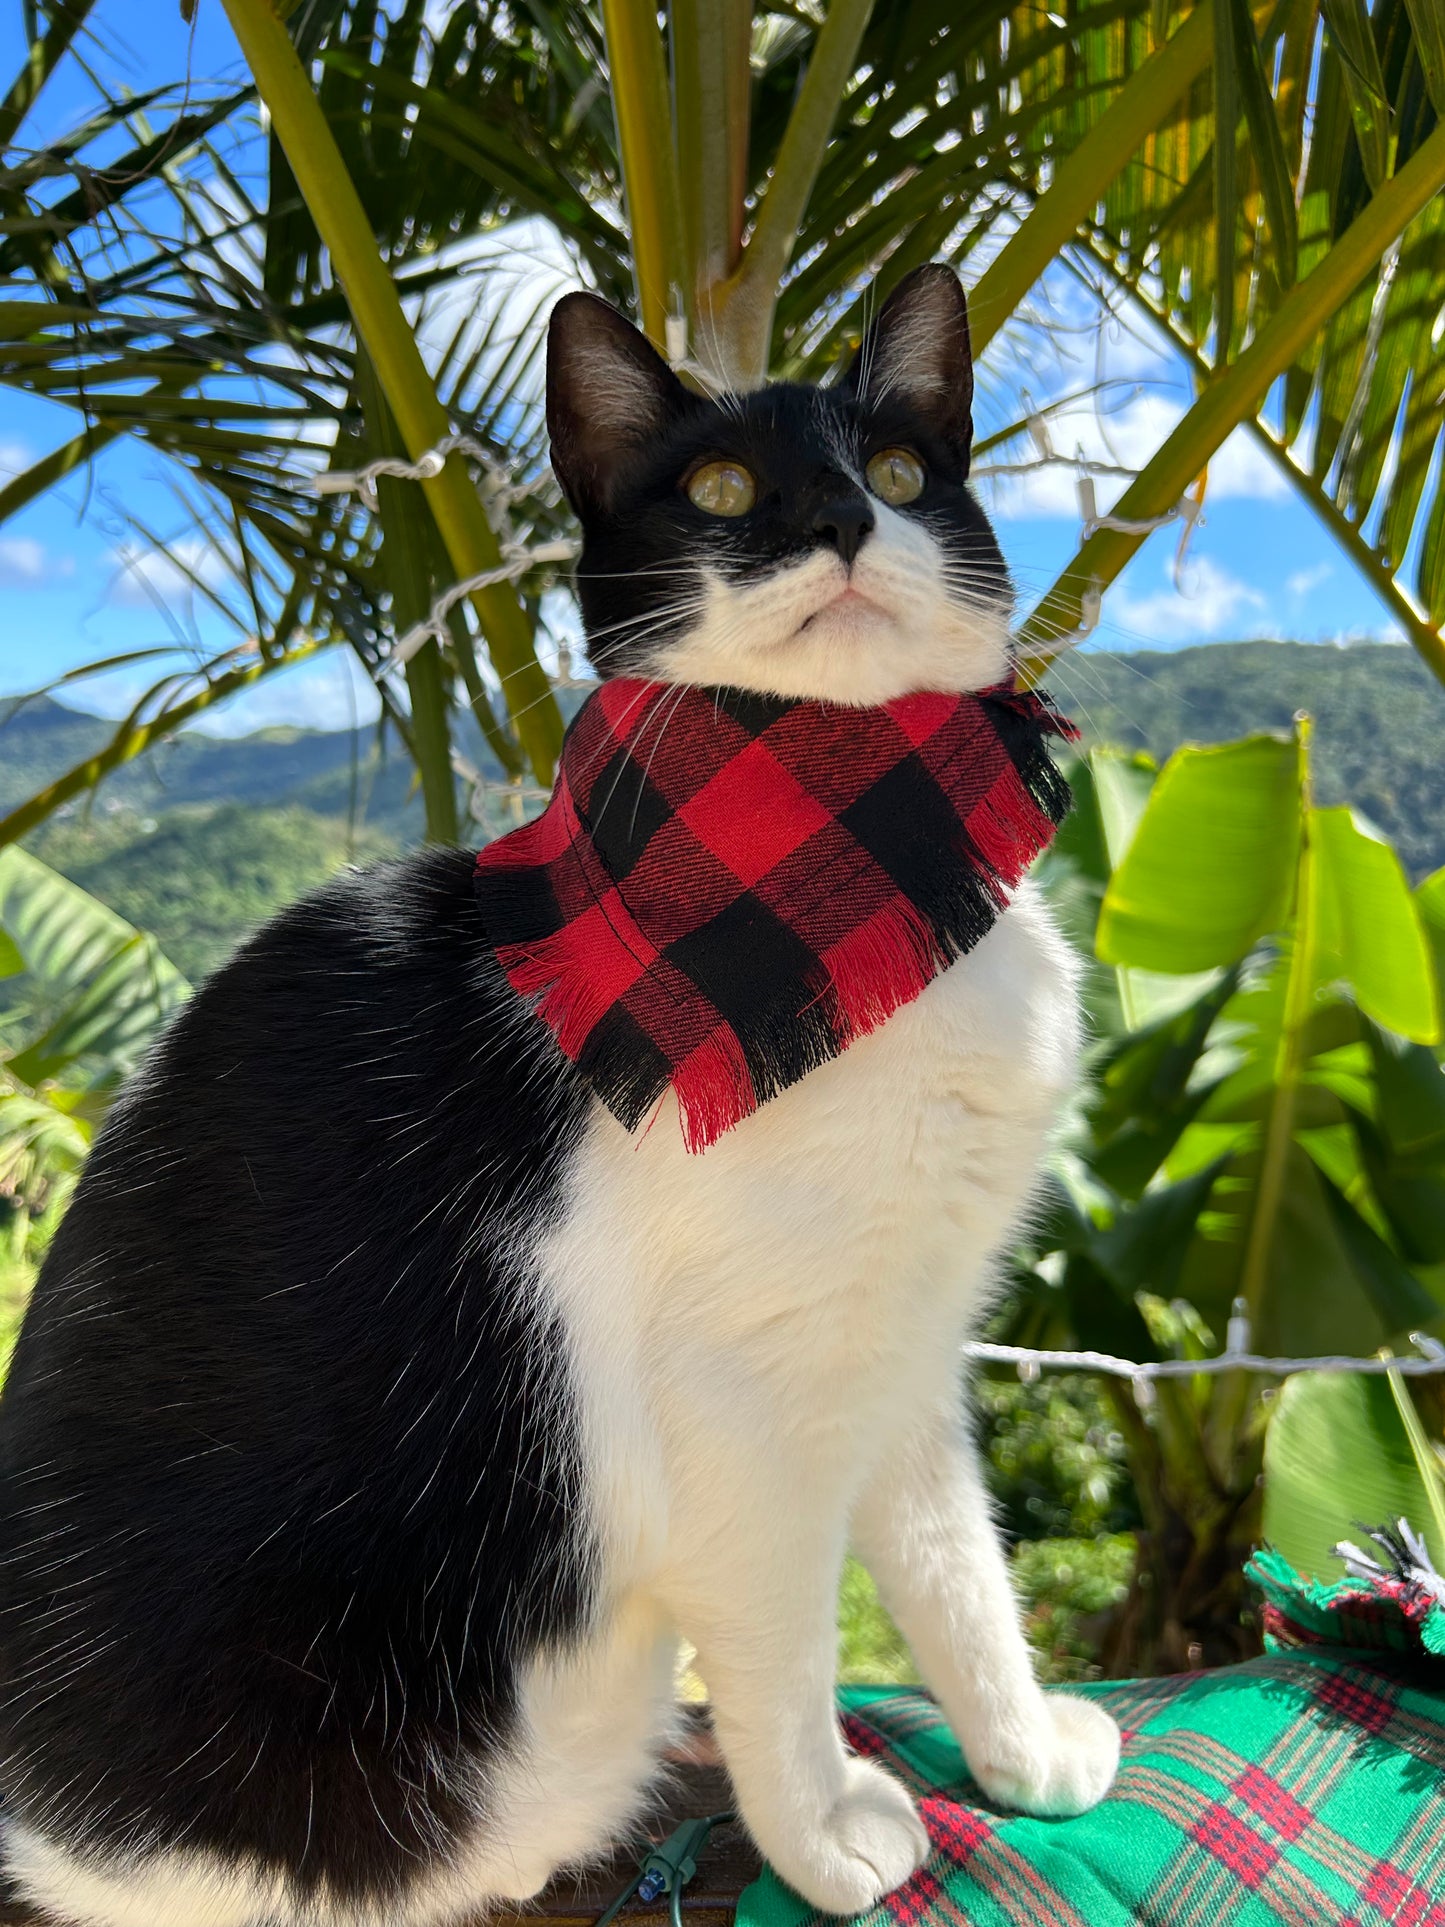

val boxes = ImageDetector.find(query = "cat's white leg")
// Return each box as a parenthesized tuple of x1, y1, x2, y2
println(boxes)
(406, 1593, 680, 1922)
(852, 1401, 1119, 1817)
(669, 1484, 928, 1915)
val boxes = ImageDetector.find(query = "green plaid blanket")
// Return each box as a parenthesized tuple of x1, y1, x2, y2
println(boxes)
(736, 1552, 1445, 1927)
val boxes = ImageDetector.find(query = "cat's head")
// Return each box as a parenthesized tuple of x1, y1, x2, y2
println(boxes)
(546, 265, 1011, 706)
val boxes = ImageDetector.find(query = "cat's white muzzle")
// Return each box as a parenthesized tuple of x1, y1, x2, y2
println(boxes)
(646, 504, 1014, 706)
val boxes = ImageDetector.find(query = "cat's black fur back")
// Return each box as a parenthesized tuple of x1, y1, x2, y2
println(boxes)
(0, 849, 592, 1900)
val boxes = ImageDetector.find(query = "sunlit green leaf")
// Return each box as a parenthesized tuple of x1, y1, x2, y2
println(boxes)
(1386, 1366, 1445, 1559)
(1263, 1369, 1445, 1580)
(1090, 747, 1157, 871)
(0, 850, 189, 1086)
(1320, 0, 1391, 190)
(1225, 0, 1297, 288)
(1419, 868, 1445, 1001)
(1097, 735, 1303, 973)
(1313, 807, 1440, 1044)
(1404, 0, 1445, 113)
(9, 935, 189, 1088)
(0, 846, 144, 995)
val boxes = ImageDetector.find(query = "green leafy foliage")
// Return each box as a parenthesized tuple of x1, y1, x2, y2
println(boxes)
(30, 804, 396, 985)
(979, 1375, 1138, 1542)
(0, 848, 189, 1081)
(836, 1536, 1137, 1688)
(1313, 807, 1439, 1041)
(1262, 1370, 1445, 1579)
(0, 1194, 56, 1387)
(1050, 732, 1444, 1357)
(0, 850, 189, 1222)
(4, 1, 1444, 845)
(1096, 736, 1304, 974)
(1053, 642, 1445, 882)
(1011, 717, 1445, 1671)
(837, 1560, 917, 1687)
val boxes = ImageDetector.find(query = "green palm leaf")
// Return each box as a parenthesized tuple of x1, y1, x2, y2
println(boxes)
(3, 0, 1443, 834)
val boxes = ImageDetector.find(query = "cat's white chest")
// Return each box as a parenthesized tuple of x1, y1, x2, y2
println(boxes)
(631, 879, 1081, 1312)
(539, 883, 1081, 1580)
(612, 879, 1074, 1220)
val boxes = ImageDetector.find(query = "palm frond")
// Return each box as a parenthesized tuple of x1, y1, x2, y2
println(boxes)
(1063, 0, 1445, 679)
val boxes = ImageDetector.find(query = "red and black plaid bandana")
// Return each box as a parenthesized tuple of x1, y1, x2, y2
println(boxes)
(474, 677, 1076, 1152)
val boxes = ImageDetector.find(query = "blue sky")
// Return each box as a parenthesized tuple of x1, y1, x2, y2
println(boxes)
(0, 0, 1415, 738)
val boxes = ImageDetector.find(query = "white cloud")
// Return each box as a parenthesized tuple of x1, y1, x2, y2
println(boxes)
(1207, 428, 1291, 503)
(185, 647, 383, 737)
(979, 389, 1180, 520)
(0, 441, 29, 482)
(1104, 554, 1272, 648)
(1093, 322, 1177, 384)
(0, 537, 47, 583)
(0, 536, 72, 586)
(108, 537, 229, 607)
(1286, 562, 1332, 597)
(978, 391, 1290, 523)
(412, 218, 589, 416)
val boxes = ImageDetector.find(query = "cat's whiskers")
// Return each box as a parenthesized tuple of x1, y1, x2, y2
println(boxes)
(579, 593, 708, 648)
(584, 685, 679, 820)
(482, 597, 710, 747)
(572, 560, 708, 581)
(854, 277, 880, 403)
(691, 305, 749, 421)
(625, 680, 696, 837)
(578, 683, 674, 792)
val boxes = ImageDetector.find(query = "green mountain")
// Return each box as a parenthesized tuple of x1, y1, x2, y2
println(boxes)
(0, 696, 434, 829)
(1044, 640, 1445, 882)
(5, 639, 1442, 987)
(31, 805, 399, 985)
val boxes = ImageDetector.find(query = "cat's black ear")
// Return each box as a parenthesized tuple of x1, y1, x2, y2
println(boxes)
(843, 264, 975, 469)
(547, 293, 694, 517)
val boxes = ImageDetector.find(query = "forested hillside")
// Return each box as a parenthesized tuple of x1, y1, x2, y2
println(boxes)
(1051, 641, 1444, 879)
(5, 639, 1442, 984)
(0, 701, 432, 829)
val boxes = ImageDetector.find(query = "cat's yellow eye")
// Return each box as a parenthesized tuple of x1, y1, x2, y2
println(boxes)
(685, 459, 757, 517)
(865, 447, 926, 506)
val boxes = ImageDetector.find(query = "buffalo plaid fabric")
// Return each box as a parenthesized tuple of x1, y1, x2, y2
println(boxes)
(473, 676, 1074, 1151)
(736, 1552, 1445, 1927)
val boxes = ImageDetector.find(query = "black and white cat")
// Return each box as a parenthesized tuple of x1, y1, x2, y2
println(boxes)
(0, 265, 1119, 1927)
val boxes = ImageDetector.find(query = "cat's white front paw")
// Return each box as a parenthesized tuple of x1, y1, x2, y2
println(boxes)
(971, 1694, 1119, 1818)
(772, 1757, 930, 1914)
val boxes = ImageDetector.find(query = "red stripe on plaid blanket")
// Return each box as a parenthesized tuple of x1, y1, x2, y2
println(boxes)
(1191, 1803, 1282, 1888)
(1317, 1670, 1399, 1734)
(1232, 1765, 1313, 1843)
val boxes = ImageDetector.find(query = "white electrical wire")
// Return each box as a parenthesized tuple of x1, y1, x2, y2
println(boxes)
(964, 1301, 1445, 1409)
(309, 430, 580, 670)
(390, 539, 579, 667)
(964, 1339, 1445, 1381)
(1076, 471, 1204, 546)
(313, 432, 548, 514)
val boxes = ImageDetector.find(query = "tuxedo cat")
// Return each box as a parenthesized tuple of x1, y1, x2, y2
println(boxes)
(0, 264, 1118, 1927)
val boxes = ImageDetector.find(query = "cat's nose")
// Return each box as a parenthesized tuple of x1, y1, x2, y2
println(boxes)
(811, 493, 875, 565)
